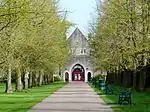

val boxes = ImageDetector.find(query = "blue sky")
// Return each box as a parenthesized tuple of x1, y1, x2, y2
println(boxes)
(59, 0, 98, 37)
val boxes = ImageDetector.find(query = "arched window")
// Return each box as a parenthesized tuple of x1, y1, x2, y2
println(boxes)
(87, 72, 92, 82)
(65, 72, 69, 82)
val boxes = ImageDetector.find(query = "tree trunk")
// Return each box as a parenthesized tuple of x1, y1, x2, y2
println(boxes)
(128, 70, 132, 87)
(44, 74, 47, 85)
(32, 73, 36, 87)
(43, 74, 46, 85)
(16, 68, 23, 92)
(29, 72, 32, 88)
(123, 71, 126, 87)
(51, 74, 54, 83)
(24, 70, 29, 89)
(39, 70, 44, 86)
(44, 74, 48, 85)
(139, 70, 146, 92)
(35, 70, 39, 86)
(133, 70, 137, 89)
(46, 75, 49, 84)
(5, 65, 12, 93)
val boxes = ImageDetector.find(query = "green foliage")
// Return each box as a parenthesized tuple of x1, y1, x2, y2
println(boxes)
(53, 75, 62, 82)
(93, 75, 105, 80)
(0, 0, 71, 79)
(89, 0, 150, 71)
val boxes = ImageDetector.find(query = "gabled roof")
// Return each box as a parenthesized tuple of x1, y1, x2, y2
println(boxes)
(68, 28, 87, 41)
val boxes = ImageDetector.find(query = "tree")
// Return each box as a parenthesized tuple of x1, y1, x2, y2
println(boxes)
(0, 0, 71, 93)
(89, 0, 150, 89)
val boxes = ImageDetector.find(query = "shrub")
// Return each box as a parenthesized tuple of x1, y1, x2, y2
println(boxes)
(94, 74, 106, 80)
(53, 75, 62, 82)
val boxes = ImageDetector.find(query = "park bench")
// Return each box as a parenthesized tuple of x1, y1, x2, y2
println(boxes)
(104, 85, 114, 95)
(118, 90, 132, 105)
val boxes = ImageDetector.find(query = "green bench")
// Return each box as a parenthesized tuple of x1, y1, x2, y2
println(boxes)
(118, 90, 132, 105)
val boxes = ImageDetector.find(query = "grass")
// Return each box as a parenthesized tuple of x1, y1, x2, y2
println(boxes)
(0, 82, 66, 112)
(91, 84, 150, 112)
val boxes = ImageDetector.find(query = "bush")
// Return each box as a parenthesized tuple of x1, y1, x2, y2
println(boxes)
(94, 74, 106, 80)
(53, 75, 62, 82)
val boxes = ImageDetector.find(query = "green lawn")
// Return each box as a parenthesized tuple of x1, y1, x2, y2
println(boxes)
(0, 82, 66, 112)
(92, 84, 150, 112)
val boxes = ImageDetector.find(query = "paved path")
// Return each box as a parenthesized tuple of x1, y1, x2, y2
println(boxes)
(29, 82, 113, 112)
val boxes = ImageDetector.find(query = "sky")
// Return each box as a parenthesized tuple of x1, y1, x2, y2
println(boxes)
(59, 0, 99, 37)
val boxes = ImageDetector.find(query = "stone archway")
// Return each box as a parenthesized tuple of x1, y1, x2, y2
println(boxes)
(71, 64, 85, 81)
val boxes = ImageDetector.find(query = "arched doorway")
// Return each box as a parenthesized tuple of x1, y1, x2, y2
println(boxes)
(87, 72, 92, 82)
(72, 64, 85, 81)
(65, 72, 69, 82)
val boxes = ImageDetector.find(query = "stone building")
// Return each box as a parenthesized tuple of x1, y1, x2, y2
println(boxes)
(63, 28, 93, 82)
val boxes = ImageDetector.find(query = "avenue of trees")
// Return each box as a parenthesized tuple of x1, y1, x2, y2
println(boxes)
(89, 0, 150, 91)
(0, 0, 70, 93)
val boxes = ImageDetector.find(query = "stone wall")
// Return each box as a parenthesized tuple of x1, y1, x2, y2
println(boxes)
(63, 28, 93, 82)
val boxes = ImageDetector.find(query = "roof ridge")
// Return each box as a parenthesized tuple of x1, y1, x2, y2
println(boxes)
(68, 28, 87, 40)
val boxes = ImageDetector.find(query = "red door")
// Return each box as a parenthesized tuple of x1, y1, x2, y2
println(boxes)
(72, 72, 83, 81)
